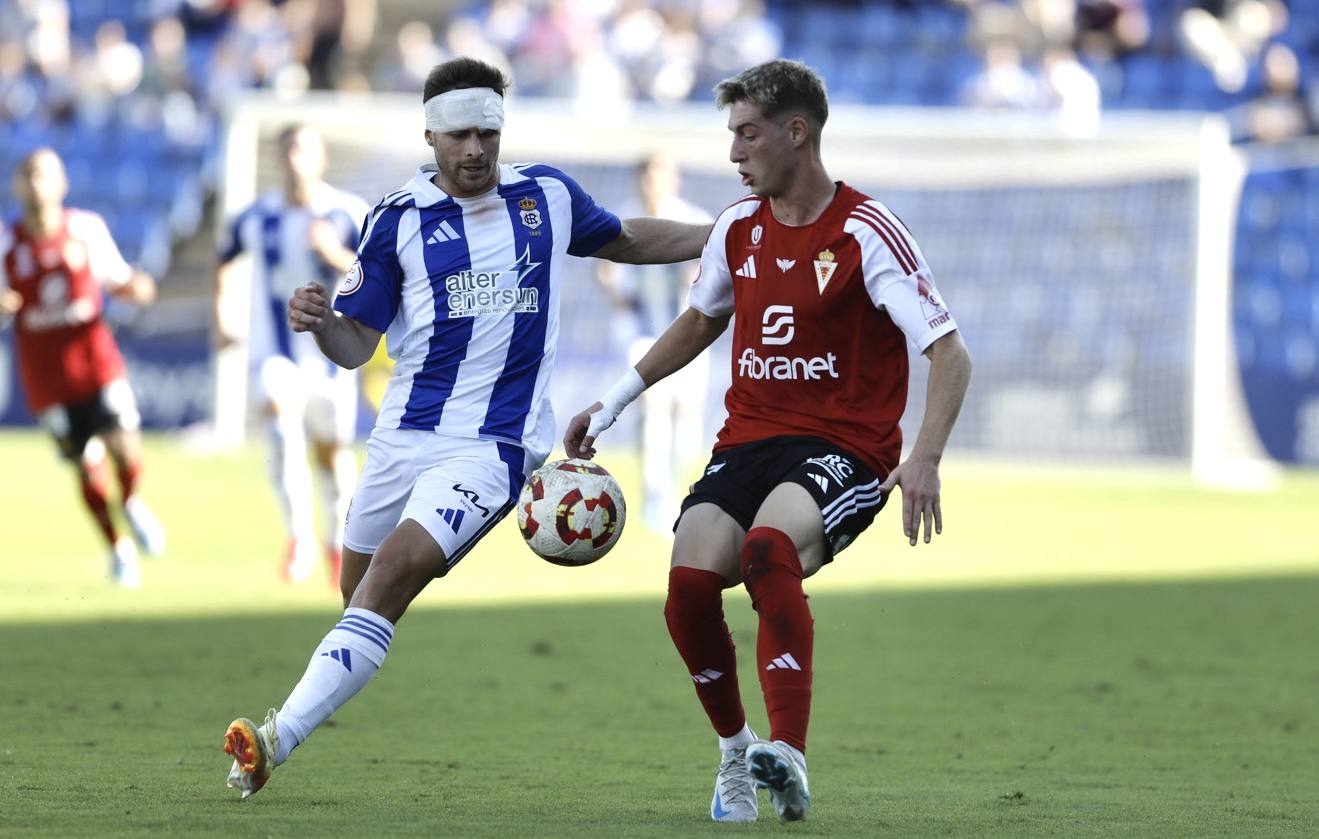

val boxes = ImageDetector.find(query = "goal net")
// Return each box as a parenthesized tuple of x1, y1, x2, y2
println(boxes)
(216, 92, 1274, 486)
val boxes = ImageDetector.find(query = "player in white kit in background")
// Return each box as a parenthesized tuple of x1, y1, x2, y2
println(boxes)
(214, 124, 370, 584)
(220, 57, 714, 799)
(594, 153, 713, 531)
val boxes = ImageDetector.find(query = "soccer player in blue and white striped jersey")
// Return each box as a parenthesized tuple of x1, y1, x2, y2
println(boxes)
(221, 57, 713, 799)
(215, 124, 370, 584)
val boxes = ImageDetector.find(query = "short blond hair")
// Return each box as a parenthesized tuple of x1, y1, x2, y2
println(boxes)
(714, 59, 828, 127)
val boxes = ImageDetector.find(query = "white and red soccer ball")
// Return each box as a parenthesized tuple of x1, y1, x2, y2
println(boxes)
(517, 458, 626, 566)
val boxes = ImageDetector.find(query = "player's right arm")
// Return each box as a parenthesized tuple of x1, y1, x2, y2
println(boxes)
(564, 306, 729, 459)
(564, 206, 737, 460)
(288, 282, 381, 369)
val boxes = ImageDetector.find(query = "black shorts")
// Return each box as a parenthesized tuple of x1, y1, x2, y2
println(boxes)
(678, 435, 888, 561)
(38, 384, 137, 461)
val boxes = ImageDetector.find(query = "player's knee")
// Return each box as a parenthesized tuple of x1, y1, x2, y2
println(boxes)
(664, 566, 723, 628)
(739, 527, 802, 588)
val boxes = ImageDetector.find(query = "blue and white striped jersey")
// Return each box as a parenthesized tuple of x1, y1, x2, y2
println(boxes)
(334, 163, 621, 462)
(220, 184, 370, 372)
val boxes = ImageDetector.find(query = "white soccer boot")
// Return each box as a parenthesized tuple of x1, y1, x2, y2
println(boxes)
(746, 739, 811, 822)
(124, 496, 167, 556)
(109, 537, 141, 588)
(224, 709, 280, 799)
(710, 744, 758, 822)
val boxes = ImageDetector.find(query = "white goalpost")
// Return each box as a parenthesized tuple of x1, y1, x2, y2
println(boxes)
(215, 91, 1275, 486)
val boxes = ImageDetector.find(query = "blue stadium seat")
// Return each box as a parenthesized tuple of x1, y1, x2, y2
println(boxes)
(858, 5, 902, 47)
(1119, 54, 1179, 109)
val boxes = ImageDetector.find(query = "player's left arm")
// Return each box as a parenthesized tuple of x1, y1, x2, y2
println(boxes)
(308, 205, 365, 274)
(848, 203, 973, 545)
(879, 331, 973, 546)
(591, 217, 713, 264)
(80, 212, 157, 306)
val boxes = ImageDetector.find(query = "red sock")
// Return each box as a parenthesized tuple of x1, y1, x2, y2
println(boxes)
(741, 527, 813, 753)
(79, 461, 118, 546)
(664, 566, 747, 738)
(115, 455, 141, 500)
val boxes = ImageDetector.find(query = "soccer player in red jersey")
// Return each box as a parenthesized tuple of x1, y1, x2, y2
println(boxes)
(0, 148, 166, 587)
(565, 59, 973, 822)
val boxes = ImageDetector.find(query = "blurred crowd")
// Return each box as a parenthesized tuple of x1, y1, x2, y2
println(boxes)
(954, 0, 1318, 141)
(3, 0, 1318, 149)
(0, 0, 1315, 278)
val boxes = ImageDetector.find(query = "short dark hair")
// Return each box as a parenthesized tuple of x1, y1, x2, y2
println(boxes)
(423, 57, 510, 103)
(714, 59, 829, 128)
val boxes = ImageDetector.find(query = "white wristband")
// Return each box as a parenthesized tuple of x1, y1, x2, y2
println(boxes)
(586, 368, 646, 441)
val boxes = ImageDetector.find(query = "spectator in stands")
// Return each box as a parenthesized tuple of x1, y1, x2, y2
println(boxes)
(961, 37, 1048, 110)
(139, 16, 192, 101)
(285, 0, 376, 91)
(0, 36, 40, 122)
(1076, 0, 1150, 60)
(1230, 41, 1316, 143)
(1042, 46, 1102, 134)
(372, 20, 444, 93)
(1179, 0, 1288, 93)
(74, 20, 144, 121)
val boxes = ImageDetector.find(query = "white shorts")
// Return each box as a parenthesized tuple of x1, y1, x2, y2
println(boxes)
(255, 355, 358, 444)
(343, 428, 541, 573)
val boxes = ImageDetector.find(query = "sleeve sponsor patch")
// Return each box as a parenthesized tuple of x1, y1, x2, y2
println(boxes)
(339, 261, 364, 296)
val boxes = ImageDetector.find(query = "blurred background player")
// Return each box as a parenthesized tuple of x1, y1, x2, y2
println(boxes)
(594, 152, 712, 531)
(0, 148, 165, 588)
(567, 59, 973, 823)
(213, 124, 369, 585)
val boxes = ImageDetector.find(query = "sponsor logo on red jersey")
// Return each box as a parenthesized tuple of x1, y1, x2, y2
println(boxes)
(738, 304, 840, 380)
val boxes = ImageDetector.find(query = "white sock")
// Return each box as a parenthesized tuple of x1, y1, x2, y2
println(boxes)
(274, 607, 394, 764)
(267, 420, 316, 547)
(719, 723, 757, 751)
(316, 448, 355, 550)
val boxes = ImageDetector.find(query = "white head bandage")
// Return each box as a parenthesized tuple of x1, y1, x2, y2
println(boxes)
(424, 87, 505, 133)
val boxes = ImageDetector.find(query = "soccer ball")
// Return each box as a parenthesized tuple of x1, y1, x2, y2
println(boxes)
(517, 458, 627, 566)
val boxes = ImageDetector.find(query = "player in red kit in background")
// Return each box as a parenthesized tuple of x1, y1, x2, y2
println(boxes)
(565, 60, 973, 823)
(0, 148, 166, 588)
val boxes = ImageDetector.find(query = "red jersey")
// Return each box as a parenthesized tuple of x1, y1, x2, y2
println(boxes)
(688, 183, 957, 476)
(0, 210, 133, 413)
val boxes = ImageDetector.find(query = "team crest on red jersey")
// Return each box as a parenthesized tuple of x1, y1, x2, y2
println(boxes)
(813, 249, 837, 294)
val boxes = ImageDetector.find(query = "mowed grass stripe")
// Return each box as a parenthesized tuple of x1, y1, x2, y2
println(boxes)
(1, 577, 1317, 837)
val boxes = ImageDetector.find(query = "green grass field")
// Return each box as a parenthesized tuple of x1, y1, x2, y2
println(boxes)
(1, 430, 1317, 837)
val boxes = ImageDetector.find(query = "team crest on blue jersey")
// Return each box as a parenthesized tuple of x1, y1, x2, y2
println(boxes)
(518, 197, 542, 231)
(339, 261, 364, 296)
